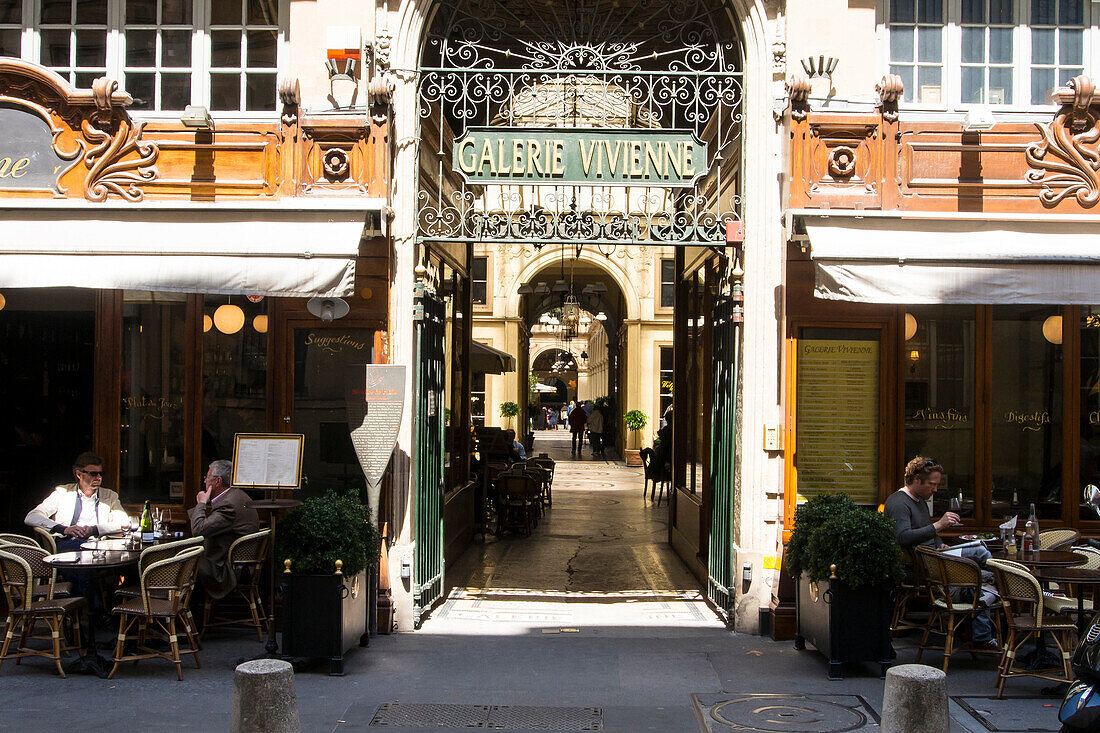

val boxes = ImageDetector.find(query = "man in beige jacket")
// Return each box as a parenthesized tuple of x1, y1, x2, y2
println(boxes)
(188, 459, 259, 600)
(25, 451, 128, 549)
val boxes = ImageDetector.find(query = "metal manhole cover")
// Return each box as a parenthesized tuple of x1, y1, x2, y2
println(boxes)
(692, 694, 878, 733)
(369, 703, 602, 730)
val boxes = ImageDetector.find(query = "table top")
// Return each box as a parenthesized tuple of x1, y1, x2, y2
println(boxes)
(1034, 566, 1100, 583)
(993, 549, 1087, 567)
(252, 498, 302, 510)
(44, 550, 141, 569)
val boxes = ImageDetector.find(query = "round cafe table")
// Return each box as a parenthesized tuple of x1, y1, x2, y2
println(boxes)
(1033, 566, 1100, 635)
(992, 549, 1087, 568)
(43, 549, 141, 678)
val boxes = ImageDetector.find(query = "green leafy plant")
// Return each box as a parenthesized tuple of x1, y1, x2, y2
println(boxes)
(785, 492, 856, 580)
(623, 409, 648, 449)
(499, 400, 520, 428)
(803, 509, 904, 589)
(276, 489, 381, 577)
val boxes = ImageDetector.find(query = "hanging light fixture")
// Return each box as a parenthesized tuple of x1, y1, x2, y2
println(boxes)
(1043, 315, 1063, 345)
(0, 292, 6, 311)
(253, 315, 269, 334)
(306, 296, 350, 323)
(213, 303, 245, 334)
(202, 315, 212, 333)
(904, 313, 917, 340)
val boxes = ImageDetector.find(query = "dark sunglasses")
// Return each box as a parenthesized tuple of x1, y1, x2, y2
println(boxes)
(79, 469, 103, 477)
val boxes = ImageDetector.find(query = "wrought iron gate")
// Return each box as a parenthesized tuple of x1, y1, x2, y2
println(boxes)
(707, 288, 742, 622)
(415, 0, 744, 249)
(413, 281, 446, 627)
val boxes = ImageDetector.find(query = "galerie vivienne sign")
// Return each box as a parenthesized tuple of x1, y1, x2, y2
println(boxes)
(452, 127, 708, 186)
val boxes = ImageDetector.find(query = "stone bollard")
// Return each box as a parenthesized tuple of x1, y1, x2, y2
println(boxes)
(231, 659, 301, 733)
(881, 664, 949, 733)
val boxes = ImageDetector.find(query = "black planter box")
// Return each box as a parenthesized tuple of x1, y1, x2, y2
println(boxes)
(794, 572, 894, 680)
(281, 570, 368, 675)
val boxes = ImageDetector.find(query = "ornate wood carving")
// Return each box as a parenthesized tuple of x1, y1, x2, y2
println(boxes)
(0, 60, 158, 201)
(279, 77, 301, 128)
(876, 74, 903, 123)
(1026, 75, 1100, 208)
(786, 74, 811, 122)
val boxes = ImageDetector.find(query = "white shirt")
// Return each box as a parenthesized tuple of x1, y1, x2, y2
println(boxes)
(75, 493, 98, 527)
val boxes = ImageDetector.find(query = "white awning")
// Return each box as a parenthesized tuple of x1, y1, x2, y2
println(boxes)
(803, 216, 1100, 304)
(0, 200, 384, 297)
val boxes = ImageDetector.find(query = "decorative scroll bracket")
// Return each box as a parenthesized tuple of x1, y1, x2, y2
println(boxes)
(786, 74, 811, 122)
(876, 74, 903, 124)
(1025, 75, 1100, 209)
(82, 79, 159, 203)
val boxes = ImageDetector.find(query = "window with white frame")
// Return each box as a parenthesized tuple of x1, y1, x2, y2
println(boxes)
(0, 0, 281, 113)
(886, 0, 1091, 107)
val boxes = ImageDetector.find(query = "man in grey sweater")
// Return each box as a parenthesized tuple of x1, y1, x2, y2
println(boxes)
(885, 456, 997, 650)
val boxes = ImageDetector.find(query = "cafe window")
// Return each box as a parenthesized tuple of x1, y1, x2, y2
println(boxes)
(904, 306, 976, 517)
(1080, 307, 1100, 520)
(471, 371, 485, 427)
(119, 291, 187, 505)
(201, 295, 268, 466)
(990, 305, 1063, 520)
(6, 0, 282, 112)
(471, 256, 487, 305)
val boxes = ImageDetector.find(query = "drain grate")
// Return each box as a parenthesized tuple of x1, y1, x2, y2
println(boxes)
(369, 703, 603, 730)
(950, 696, 1060, 732)
(691, 694, 878, 733)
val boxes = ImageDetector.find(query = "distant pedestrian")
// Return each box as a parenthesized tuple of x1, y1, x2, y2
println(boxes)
(568, 403, 588, 456)
(548, 409, 558, 429)
(587, 405, 604, 456)
(559, 405, 568, 428)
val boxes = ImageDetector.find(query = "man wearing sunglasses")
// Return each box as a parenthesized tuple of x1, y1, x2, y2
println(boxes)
(25, 451, 128, 551)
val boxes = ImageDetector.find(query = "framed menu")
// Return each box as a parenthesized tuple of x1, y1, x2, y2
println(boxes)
(231, 433, 305, 489)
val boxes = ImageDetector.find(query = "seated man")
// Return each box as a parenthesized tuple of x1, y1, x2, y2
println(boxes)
(188, 460, 259, 600)
(25, 451, 128, 551)
(885, 455, 997, 651)
(505, 429, 527, 462)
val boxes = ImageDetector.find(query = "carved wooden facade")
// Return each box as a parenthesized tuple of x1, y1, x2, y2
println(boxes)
(788, 74, 1100, 216)
(0, 59, 392, 204)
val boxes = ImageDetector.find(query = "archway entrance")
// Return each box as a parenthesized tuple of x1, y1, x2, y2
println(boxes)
(411, 0, 745, 626)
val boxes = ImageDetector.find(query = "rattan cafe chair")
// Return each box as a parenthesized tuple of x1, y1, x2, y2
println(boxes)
(0, 542, 74, 602)
(1043, 546, 1100, 619)
(496, 474, 539, 537)
(0, 547, 85, 677)
(32, 526, 57, 555)
(1039, 528, 1081, 551)
(201, 529, 271, 642)
(914, 546, 1002, 673)
(109, 545, 204, 681)
(987, 558, 1077, 697)
(114, 536, 204, 643)
(891, 546, 929, 633)
(0, 533, 40, 548)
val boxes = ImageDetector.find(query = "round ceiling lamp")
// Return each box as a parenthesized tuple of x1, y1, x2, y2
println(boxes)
(1043, 315, 1063, 345)
(202, 314, 212, 333)
(306, 296, 350, 323)
(213, 304, 245, 334)
(904, 313, 917, 341)
(0, 292, 6, 311)
(253, 314, 269, 334)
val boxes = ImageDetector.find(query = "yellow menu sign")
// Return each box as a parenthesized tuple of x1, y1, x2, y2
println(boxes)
(796, 339, 879, 505)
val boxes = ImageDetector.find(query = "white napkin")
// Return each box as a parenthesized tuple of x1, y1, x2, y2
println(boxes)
(999, 516, 1017, 532)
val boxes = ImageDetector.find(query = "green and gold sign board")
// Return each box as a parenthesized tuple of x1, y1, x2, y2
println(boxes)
(452, 127, 707, 187)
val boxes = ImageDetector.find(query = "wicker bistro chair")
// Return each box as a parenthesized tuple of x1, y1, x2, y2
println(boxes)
(0, 533, 39, 548)
(519, 465, 550, 515)
(0, 548, 85, 677)
(640, 448, 671, 505)
(32, 527, 57, 555)
(0, 542, 73, 602)
(1042, 546, 1100, 619)
(201, 529, 271, 642)
(109, 545, 204, 681)
(527, 457, 555, 506)
(496, 474, 540, 537)
(892, 546, 930, 633)
(1038, 528, 1081, 551)
(914, 546, 1003, 672)
(114, 536, 204, 643)
(987, 558, 1077, 697)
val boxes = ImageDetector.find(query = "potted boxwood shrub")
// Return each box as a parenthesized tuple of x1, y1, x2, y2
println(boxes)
(623, 409, 647, 466)
(788, 493, 904, 680)
(277, 489, 381, 675)
(499, 400, 520, 430)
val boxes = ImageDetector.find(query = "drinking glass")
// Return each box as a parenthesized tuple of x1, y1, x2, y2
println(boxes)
(949, 497, 962, 512)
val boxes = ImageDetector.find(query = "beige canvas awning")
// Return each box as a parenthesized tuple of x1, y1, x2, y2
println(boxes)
(803, 215, 1100, 304)
(0, 199, 386, 298)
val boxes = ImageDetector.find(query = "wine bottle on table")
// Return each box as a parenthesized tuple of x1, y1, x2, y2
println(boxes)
(1029, 503, 1039, 550)
(140, 501, 154, 543)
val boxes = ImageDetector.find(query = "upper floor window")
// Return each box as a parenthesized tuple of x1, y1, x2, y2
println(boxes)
(659, 258, 675, 309)
(0, 0, 281, 113)
(471, 256, 487, 305)
(886, 0, 1090, 107)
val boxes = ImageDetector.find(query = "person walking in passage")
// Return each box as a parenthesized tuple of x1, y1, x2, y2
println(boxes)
(568, 402, 588, 456)
(586, 404, 604, 457)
